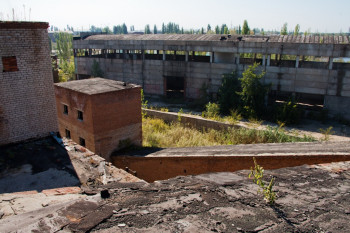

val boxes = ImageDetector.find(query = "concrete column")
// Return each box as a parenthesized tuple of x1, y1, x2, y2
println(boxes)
(210, 52, 213, 63)
(295, 56, 300, 68)
(328, 57, 333, 70)
(267, 55, 271, 66)
(163, 50, 166, 61)
(262, 55, 266, 66)
(235, 54, 240, 65)
(185, 51, 189, 62)
(89, 49, 92, 57)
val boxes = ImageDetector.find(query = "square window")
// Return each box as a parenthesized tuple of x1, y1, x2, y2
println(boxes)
(63, 105, 68, 115)
(65, 129, 71, 139)
(79, 137, 85, 147)
(2, 56, 19, 72)
(77, 110, 83, 121)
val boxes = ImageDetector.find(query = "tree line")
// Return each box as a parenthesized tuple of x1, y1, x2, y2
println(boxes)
(50, 21, 346, 36)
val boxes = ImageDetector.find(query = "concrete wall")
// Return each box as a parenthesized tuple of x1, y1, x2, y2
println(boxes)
(0, 22, 58, 145)
(112, 153, 350, 182)
(144, 109, 235, 131)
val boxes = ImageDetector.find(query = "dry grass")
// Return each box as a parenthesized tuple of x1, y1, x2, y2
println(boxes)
(142, 117, 314, 148)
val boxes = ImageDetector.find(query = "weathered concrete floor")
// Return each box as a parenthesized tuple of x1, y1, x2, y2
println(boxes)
(0, 137, 143, 221)
(1, 161, 350, 232)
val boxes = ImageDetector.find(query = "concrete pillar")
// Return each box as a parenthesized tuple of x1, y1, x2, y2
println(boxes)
(163, 50, 166, 61)
(185, 51, 189, 62)
(235, 54, 240, 65)
(210, 52, 213, 63)
(267, 55, 271, 66)
(262, 55, 266, 66)
(89, 49, 92, 57)
(328, 57, 333, 70)
(296, 56, 300, 68)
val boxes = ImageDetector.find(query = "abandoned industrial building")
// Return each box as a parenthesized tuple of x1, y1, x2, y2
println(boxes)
(73, 34, 350, 120)
(0, 21, 58, 145)
(54, 78, 142, 160)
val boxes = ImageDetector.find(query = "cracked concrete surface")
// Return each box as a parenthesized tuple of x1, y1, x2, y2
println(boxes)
(1, 161, 349, 232)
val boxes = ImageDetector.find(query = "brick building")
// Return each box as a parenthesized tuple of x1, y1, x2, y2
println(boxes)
(0, 21, 58, 145)
(54, 78, 142, 160)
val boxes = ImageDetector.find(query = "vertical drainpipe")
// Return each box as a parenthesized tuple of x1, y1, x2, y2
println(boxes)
(267, 55, 271, 66)
(210, 52, 213, 63)
(163, 50, 166, 61)
(185, 51, 189, 62)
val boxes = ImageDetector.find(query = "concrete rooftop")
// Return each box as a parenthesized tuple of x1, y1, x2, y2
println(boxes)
(55, 78, 140, 95)
(84, 34, 350, 44)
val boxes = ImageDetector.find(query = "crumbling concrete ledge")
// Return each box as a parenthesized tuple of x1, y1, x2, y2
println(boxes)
(61, 138, 145, 187)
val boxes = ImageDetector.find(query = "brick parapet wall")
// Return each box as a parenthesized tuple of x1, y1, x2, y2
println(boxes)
(0, 23, 58, 145)
(0, 21, 49, 29)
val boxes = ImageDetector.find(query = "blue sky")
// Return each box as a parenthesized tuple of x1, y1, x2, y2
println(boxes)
(2, 0, 349, 33)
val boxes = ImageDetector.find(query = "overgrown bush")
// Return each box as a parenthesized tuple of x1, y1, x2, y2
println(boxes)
(202, 102, 220, 119)
(218, 71, 241, 115)
(275, 98, 303, 125)
(238, 63, 270, 118)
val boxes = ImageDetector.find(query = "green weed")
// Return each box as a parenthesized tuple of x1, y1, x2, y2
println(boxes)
(249, 157, 276, 205)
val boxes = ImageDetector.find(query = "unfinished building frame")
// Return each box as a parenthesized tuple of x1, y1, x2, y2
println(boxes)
(73, 34, 350, 120)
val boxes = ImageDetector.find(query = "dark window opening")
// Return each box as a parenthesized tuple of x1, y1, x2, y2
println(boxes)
(65, 129, 71, 139)
(2, 56, 18, 72)
(165, 76, 185, 98)
(63, 104, 68, 115)
(79, 137, 86, 147)
(77, 110, 83, 121)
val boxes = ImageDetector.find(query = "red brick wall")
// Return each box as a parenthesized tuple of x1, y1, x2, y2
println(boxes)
(54, 86, 95, 151)
(55, 84, 142, 160)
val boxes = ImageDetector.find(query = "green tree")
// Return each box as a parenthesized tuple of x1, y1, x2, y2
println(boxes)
(207, 24, 211, 32)
(144, 24, 151, 34)
(122, 23, 128, 34)
(91, 60, 104, 77)
(238, 25, 242, 35)
(162, 23, 165, 34)
(58, 58, 75, 82)
(56, 32, 73, 63)
(153, 24, 158, 34)
(224, 26, 228, 34)
(294, 24, 300, 35)
(215, 25, 220, 34)
(281, 23, 288, 35)
(102, 26, 112, 34)
(220, 24, 227, 34)
(242, 20, 250, 35)
(201, 27, 204, 34)
(218, 71, 241, 115)
(238, 63, 269, 118)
